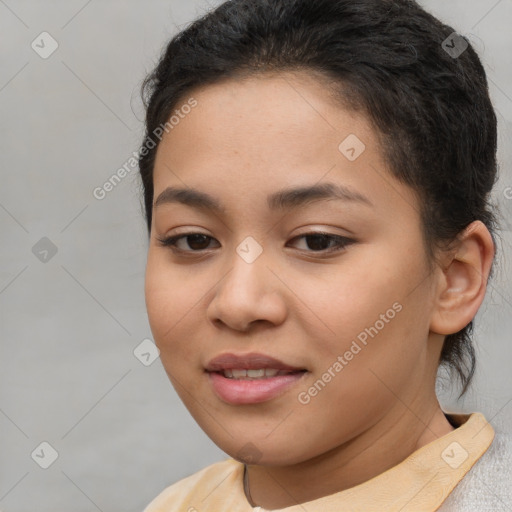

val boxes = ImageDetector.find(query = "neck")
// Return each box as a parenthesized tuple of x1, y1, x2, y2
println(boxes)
(244, 400, 454, 509)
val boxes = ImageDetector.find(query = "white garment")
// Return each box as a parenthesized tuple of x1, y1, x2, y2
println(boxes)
(439, 429, 512, 511)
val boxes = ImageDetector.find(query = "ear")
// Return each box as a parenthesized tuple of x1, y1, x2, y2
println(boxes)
(430, 221, 495, 335)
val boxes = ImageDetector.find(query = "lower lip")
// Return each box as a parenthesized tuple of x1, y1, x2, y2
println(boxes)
(208, 371, 307, 405)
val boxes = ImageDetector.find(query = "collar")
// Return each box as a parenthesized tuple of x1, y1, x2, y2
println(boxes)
(238, 411, 495, 511)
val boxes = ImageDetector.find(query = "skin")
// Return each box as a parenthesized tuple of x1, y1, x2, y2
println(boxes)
(144, 71, 494, 509)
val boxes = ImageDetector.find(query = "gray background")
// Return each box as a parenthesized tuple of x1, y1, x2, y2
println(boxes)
(0, 1, 511, 511)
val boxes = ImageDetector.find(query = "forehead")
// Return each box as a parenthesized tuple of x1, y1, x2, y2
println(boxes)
(156, 73, 375, 171)
(157, 71, 369, 163)
(152, 71, 418, 218)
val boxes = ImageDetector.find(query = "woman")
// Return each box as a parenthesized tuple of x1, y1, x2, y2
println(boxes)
(138, 0, 512, 509)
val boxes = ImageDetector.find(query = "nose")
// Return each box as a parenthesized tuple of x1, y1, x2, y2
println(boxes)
(206, 246, 287, 332)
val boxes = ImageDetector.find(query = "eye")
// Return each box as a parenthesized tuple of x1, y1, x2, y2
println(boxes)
(157, 233, 219, 252)
(287, 232, 354, 253)
(156, 231, 355, 256)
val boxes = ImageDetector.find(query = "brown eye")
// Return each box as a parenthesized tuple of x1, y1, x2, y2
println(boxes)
(288, 232, 355, 253)
(156, 233, 218, 252)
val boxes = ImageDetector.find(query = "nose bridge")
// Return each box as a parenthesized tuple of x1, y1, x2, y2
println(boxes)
(220, 235, 269, 302)
(207, 236, 286, 330)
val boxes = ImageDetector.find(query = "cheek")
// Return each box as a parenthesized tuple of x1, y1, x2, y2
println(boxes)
(296, 262, 404, 343)
(144, 253, 199, 356)
(296, 250, 432, 385)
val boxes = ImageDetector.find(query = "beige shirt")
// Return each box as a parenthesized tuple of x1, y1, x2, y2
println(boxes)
(145, 411, 494, 512)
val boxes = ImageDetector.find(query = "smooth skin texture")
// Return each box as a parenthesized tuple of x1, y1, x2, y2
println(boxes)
(144, 71, 494, 509)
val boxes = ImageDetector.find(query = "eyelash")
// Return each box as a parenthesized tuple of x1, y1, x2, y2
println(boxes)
(156, 231, 355, 256)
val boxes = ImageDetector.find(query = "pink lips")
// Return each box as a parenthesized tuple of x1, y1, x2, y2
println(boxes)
(205, 352, 303, 372)
(205, 352, 307, 405)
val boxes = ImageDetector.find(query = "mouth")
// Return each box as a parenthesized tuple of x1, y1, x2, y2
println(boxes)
(205, 352, 308, 404)
(220, 368, 306, 379)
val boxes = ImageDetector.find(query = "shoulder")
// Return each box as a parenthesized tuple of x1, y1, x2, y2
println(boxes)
(143, 458, 244, 512)
(439, 429, 512, 511)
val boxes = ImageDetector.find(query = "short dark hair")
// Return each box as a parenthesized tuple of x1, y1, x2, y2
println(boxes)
(138, 0, 498, 397)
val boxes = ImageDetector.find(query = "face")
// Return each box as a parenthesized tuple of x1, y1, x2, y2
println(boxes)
(145, 72, 441, 466)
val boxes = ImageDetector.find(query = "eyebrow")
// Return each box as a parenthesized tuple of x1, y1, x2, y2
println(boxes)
(153, 182, 373, 213)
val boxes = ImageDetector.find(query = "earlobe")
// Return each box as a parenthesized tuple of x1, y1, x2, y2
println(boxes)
(430, 221, 495, 336)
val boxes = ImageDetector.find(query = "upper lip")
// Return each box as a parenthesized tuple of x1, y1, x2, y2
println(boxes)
(205, 352, 305, 372)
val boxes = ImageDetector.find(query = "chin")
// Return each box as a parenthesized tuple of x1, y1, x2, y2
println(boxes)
(210, 430, 310, 466)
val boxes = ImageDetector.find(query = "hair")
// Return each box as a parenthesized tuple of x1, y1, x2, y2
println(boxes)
(138, 0, 498, 397)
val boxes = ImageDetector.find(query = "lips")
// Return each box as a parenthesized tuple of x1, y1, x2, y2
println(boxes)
(205, 352, 304, 372)
(205, 352, 307, 405)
